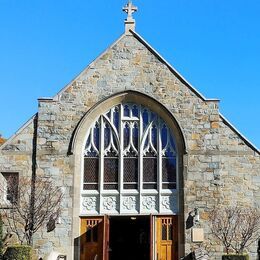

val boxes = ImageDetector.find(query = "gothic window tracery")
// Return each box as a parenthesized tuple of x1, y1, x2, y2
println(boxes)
(83, 103, 177, 192)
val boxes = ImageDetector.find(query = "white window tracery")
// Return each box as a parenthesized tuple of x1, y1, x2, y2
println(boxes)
(81, 103, 178, 215)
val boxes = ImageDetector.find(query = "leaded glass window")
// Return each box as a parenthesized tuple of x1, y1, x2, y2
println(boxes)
(83, 103, 177, 191)
(83, 122, 99, 190)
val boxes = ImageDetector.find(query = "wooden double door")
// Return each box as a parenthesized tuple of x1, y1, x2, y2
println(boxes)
(80, 215, 177, 260)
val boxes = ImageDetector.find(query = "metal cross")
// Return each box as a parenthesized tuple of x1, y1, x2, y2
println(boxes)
(123, 1, 138, 20)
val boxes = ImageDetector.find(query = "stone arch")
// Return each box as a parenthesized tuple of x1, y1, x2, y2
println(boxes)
(70, 90, 186, 258)
(71, 90, 187, 155)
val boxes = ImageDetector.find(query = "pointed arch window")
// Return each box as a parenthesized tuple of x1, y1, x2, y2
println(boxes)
(83, 103, 177, 191)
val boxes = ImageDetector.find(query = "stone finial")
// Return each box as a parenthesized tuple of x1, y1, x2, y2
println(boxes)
(123, 1, 138, 34)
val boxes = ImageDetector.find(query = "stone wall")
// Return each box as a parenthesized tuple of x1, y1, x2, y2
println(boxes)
(0, 31, 259, 259)
(0, 118, 34, 178)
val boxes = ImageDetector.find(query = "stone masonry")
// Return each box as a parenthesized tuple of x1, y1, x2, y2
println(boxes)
(0, 30, 259, 259)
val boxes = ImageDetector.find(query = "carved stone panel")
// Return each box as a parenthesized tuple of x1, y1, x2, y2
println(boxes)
(101, 196, 119, 213)
(161, 195, 177, 213)
(141, 195, 157, 212)
(80, 194, 177, 215)
(81, 196, 98, 214)
(122, 196, 138, 212)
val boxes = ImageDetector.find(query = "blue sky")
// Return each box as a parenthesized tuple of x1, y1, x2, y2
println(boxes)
(0, 0, 259, 149)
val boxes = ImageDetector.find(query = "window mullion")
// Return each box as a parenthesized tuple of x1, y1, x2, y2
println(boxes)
(158, 120, 162, 213)
(139, 105, 143, 212)
(119, 104, 124, 194)
(99, 116, 104, 206)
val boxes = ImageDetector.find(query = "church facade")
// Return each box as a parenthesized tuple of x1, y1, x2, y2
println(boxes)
(0, 2, 259, 260)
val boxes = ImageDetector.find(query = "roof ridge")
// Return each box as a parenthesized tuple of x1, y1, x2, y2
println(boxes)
(129, 30, 259, 154)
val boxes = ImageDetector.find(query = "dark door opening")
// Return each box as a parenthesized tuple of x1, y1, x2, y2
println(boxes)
(109, 216, 150, 260)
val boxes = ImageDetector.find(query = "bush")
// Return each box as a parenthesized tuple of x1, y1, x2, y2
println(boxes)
(222, 254, 249, 260)
(3, 245, 32, 260)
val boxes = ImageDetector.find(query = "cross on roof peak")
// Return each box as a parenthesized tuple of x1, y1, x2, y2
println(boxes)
(122, 1, 138, 34)
(123, 1, 138, 20)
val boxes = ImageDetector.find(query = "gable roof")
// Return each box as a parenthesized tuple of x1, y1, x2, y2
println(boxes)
(1, 30, 259, 155)
(130, 30, 259, 155)
(131, 30, 219, 102)
(0, 114, 36, 151)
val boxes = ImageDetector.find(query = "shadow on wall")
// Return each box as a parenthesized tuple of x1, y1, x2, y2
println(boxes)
(258, 239, 260, 260)
(74, 233, 85, 260)
(186, 210, 197, 230)
(185, 213, 194, 230)
(183, 213, 195, 259)
(181, 252, 194, 260)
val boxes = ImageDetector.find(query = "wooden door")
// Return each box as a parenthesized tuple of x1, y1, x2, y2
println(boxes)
(156, 216, 178, 260)
(80, 217, 104, 260)
(103, 215, 110, 260)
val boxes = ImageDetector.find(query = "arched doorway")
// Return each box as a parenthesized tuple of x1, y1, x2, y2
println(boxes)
(71, 91, 186, 260)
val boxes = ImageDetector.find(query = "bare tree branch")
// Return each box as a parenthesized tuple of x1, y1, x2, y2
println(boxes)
(209, 206, 260, 254)
(0, 176, 62, 245)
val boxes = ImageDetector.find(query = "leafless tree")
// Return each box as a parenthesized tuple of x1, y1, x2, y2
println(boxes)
(209, 206, 260, 254)
(0, 176, 62, 245)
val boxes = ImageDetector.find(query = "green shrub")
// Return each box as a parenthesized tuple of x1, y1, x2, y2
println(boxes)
(3, 245, 32, 260)
(222, 254, 249, 260)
